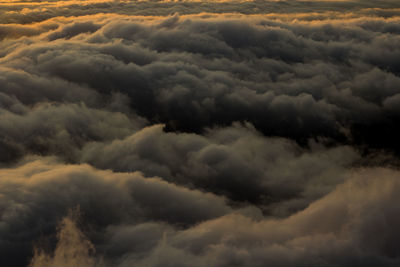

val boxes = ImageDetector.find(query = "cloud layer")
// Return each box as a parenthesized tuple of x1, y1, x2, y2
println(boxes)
(2, 160, 399, 267)
(1, 1, 400, 266)
(2, 11, 400, 153)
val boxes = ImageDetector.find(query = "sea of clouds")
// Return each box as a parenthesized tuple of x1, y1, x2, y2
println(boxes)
(1, 1, 400, 266)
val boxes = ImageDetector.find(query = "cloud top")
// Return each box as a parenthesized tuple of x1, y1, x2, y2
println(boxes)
(1, 1, 400, 266)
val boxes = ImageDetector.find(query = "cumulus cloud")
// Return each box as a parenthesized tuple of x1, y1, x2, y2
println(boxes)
(80, 123, 358, 215)
(0, 102, 146, 163)
(0, 159, 231, 266)
(2, 11, 400, 151)
(15, 163, 400, 267)
(1, 0, 400, 266)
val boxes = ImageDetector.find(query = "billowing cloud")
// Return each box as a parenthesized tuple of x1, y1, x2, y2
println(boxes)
(80, 123, 358, 215)
(12, 162, 400, 267)
(1, 1, 400, 266)
(0, 159, 232, 266)
(2, 12, 400, 152)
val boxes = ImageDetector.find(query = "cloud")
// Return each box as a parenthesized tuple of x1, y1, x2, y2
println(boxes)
(1, 1, 400, 25)
(80, 123, 358, 215)
(0, 103, 146, 163)
(2, 12, 400, 152)
(0, 159, 231, 266)
(29, 209, 100, 267)
(1, 1, 400, 266)
(20, 165, 400, 267)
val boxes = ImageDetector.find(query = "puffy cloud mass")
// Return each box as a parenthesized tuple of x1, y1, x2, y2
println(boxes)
(3, 160, 400, 267)
(1, 0, 400, 266)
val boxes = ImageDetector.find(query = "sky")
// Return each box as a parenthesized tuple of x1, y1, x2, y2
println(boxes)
(1, 0, 400, 266)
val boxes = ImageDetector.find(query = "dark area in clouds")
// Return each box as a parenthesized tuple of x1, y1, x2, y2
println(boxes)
(2, 11, 400, 154)
(1, 1, 400, 266)
(4, 160, 400, 267)
(0, 159, 231, 266)
(80, 123, 358, 211)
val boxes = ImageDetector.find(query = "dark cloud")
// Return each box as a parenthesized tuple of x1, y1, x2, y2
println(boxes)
(17, 163, 400, 267)
(80, 123, 358, 215)
(1, 1, 400, 266)
(0, 159, 231, 267)
(0, 103, 146, 163)
(2, 13, 400, 152)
